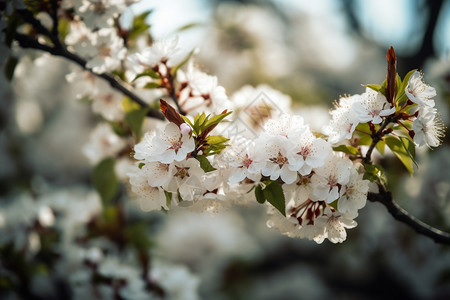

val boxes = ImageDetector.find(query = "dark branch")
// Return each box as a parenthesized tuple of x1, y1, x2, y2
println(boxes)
(368, 188, 450, 245)
(14, 9, 164, 120)
(363, 117, 391, 164)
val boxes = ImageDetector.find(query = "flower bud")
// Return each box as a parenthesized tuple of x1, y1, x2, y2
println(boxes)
(180, 123, 192, 135)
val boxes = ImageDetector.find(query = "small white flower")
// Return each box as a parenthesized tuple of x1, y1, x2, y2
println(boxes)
(141, 161, 174, 188)
(353, 88, 395, 124)
(337, 169, 369, 215)
(263, 113, 307, 138)
(86, 28, 127, 74)
(77, 0, 125, 29)
(166, 158, 205, 201)
(178, 64, 230, 115)
(82, 123, 126, 164)
(65, 21, 97, 57)
(257, 135, 297, 184)
(127, 164, 168, 211)
(313, 207, 357, 244)
(324, 94, 361, 144)
(405, 71, 436, 107)
(134, 123, 195, 164)
(311, 153, 353, 203)
(287, 128, 331, 176)
(412, 107, 444, 147)
(91, 80, 125, 121)
(127, 37, 180, 73)
(224, 139, 264, 183)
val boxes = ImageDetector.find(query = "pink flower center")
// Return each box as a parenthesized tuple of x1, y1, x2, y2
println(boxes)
(296, 146, 311, 159)
(270, 152, 288, 167)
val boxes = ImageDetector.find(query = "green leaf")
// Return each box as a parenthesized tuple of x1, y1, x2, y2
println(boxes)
(171, 49, 195, 76)
(395, 69, 417, 107)
(125, 107, 150, 139)
(363, 163, 387, 184)
(133, 70, 160, 82)
(385, 136, 416, 175)
(263, 181, 286, 217)
(362, 84, 381, 92)
(255, 185, 265, 204)
(58, 18, 70, 41)
(129, 10, 152, 40)
(92, 158, 119, 205)
(122, 97, 141, 113)
(203, 111, 232, 130)
(205, 135, 229, 145)
(4, 56, 18, 81)
(124, 223, 152, 251)
(333, 145, 359, 156)
(181, 116, 194, 128)
(144, 82, 160, 89)
(164, 191, 172, 208)
(176, 23, 201, 33)
(196, 155, 216, 172)
(376, 139, 386, 155)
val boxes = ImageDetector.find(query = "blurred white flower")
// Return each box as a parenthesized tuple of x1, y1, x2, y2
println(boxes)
(76, 0, 125, 29)
(127, 37, 180, 73)
(82, 123, 126, 164)
(86, 28, 127, 73)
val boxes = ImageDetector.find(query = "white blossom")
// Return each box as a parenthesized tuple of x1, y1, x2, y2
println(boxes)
(287, 128, 331, 176)
(82, 123, 126, 164)
(352, 88, 395, 124)
(311, 153, 353, 203)
(313, 207, 357, 243)
(337, 169, 369, 215)
(178, 63, 230, 115)
(412, 107, 444, 147)
(324, 94, 361, 144)
(166, 158, 205, 201)
(224, 138, 264, 183)
(76, 0, 125, 29)
(127, 37, 180, 73)
(134, 123, 195, 164)
(127, 164, 168, 211)
(86, 28, 127, 74)
(405, 71, 436, 107)
(91, 80, 125, 121)
(256, 135, 298, 184)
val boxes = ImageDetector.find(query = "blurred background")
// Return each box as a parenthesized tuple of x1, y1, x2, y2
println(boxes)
(1, 0, 450, 299)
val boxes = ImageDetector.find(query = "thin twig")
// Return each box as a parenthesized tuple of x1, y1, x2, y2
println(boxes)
(368, 188, 450, 245)
(363, 117, 392, 164)
(14, 9, 164, 120)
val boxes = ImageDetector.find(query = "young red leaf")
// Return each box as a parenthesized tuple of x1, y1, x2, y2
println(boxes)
(386, 46, 397, 106)
(160, 99, 185, 126)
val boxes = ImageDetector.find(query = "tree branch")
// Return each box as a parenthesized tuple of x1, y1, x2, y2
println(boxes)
(368, 187, 450, 245)
(363, 117, 392, 164)
(14, 9, 164, 120)
(363, 116, 450, 245)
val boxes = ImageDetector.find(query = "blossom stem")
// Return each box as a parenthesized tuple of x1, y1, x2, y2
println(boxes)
(368, 186, 450, 245)
(13, 9, 164, 120)
(363, 117, 392, 164)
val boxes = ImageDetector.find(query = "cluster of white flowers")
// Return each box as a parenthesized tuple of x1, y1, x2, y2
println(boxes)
(406, 71, 444, 147)
(325, 71, 443, 148)
(125, 40, 444, 244)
